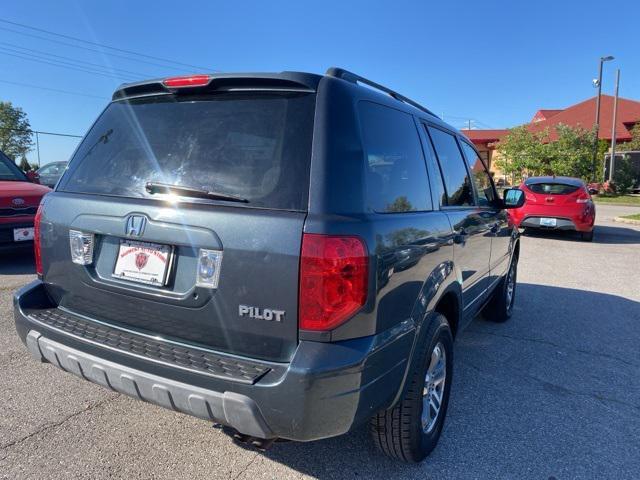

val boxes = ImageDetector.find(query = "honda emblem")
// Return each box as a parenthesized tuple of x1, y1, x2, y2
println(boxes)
(125, 215, 146, 237)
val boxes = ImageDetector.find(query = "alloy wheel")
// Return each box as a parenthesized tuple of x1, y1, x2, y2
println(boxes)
(422, 342, 447, 434)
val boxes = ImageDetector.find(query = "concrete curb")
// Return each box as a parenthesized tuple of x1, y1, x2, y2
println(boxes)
(613, 216, 640, 225)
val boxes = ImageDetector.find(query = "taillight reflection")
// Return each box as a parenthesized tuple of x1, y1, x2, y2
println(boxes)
(34, 203, 43, 276)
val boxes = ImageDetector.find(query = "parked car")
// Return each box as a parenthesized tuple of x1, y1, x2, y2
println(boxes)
(25, 170, 41, 184)
(14, 69, 525, 463)
(587, 182, 601, 195)
(0, 150, 51, 251)
(509, 176, 596, 241)
(36, 161, 68, 188)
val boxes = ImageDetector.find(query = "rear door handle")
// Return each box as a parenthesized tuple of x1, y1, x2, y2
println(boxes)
(491, 222, 500, 234)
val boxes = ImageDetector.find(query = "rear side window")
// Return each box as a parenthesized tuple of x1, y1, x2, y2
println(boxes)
(359, 102, 431, 213)
(59, 92, 316, 211)
(427, 127, 474, 207)
(526, 182, 580, 194)
(459, 141, 496, 207)
(0, 152, 28, 182)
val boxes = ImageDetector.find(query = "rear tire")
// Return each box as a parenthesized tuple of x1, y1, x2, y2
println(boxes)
(370, 314, 453, 462)
(581, 230, 594, 242)
(483, 253, 518, 323)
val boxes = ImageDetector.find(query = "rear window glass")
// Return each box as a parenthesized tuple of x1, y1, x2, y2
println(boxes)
(59, 92, 316, 210)
(526, 182, 580, 194)
(0, 153, 27, 182)
(359, 102, 432, 213)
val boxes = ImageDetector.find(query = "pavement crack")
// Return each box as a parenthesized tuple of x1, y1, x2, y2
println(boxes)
(528, 374, 640, 414)
(462, 360, 640, 415)
(0, 394, 119, 453)
(232, 452, 260, 480)
(467, 329, 639, 369)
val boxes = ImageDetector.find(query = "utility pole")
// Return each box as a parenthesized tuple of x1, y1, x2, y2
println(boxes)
(609, 69, 620, 181)
(35, 132, 41, 168)
(591, 55, 614, 181)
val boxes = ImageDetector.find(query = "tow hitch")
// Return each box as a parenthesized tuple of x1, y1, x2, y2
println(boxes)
(219, 425, 279, 451)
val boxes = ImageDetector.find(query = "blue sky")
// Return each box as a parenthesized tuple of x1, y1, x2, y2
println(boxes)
(1, 0, 638, 165)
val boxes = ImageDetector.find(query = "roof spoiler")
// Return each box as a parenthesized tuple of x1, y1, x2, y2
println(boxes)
(112, 72, 321, 101)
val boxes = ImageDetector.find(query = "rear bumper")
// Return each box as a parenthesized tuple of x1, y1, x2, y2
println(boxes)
(518, 215, 594, 232)
(521, 216, 578, 230)
(14, 280, 413, 442)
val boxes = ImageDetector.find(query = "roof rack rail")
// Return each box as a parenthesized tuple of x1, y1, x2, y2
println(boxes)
(325, 67, 438, 118)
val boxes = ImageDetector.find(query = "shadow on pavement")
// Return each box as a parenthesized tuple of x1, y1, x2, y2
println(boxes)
(0, 249, 36, 275)
(523, 224, 640, 244)
(239, 283, 640, 479)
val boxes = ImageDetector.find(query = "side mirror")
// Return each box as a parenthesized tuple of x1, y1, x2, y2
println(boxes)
(503, 188, 525, 209)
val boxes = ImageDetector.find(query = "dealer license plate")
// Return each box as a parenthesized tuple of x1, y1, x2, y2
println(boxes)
(540, 217, 557, 227)
(13, 227, 34, 242)
(113, 240, 173, 286)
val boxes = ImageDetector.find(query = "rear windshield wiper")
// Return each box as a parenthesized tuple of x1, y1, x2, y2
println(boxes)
(145, 182, 249, 203)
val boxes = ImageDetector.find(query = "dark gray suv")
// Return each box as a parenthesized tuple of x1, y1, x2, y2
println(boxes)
(14, 68, 525, 462)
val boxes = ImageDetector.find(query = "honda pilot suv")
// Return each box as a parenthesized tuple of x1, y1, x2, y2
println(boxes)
(14, 68, 524, 462)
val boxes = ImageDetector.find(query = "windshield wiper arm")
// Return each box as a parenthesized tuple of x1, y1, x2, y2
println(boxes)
(145, 182, 249, 203)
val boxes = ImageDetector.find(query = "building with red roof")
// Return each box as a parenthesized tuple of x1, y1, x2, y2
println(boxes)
(531, 109, 563, 123)
(462, 94, 640, 180)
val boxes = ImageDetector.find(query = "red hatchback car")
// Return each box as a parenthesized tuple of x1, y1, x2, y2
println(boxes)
(0, 151, 51, 252)
(508, 176, 596, 241)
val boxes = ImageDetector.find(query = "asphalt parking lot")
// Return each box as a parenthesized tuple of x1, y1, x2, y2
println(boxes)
(0, 204, 639, 480)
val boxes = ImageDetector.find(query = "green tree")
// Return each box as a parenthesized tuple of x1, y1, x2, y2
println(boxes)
(497, 124, 606, 182)
(611, 154, 636, 194)
(0, 101, 33, 161)
(19, 155, 31, 172)
(624, 124, 640, 151)
(546, 124, 594, 179)
(495, 126, 549, 182)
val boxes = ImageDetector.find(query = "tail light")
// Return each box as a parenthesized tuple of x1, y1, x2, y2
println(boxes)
(520, 185, 536, 203)
(34, 203, 44, 276)
(299, 234, 369, 331)
(575, 191, 591, 203)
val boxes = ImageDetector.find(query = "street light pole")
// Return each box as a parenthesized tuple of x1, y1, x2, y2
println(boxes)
(591, 55, 614, 181)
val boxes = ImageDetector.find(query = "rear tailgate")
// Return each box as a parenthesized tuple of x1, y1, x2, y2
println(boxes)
(40, 88, 316, 363)
(39, 194, 303, 362)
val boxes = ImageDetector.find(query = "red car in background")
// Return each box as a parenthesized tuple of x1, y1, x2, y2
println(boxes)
(0, 151, 51, 252)
(508, 176, 596, 242)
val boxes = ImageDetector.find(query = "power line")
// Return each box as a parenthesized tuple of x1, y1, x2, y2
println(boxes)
(0, 25, 191, 72)
(0, 50, 135, 81)
(0, 79, 108, 100)
(0, 46, 137, 81)
(0, 17, 212, 72)
(441, 114, 496, 130)
(0, 41, 148, 78)
(6, 127, 83, 138)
